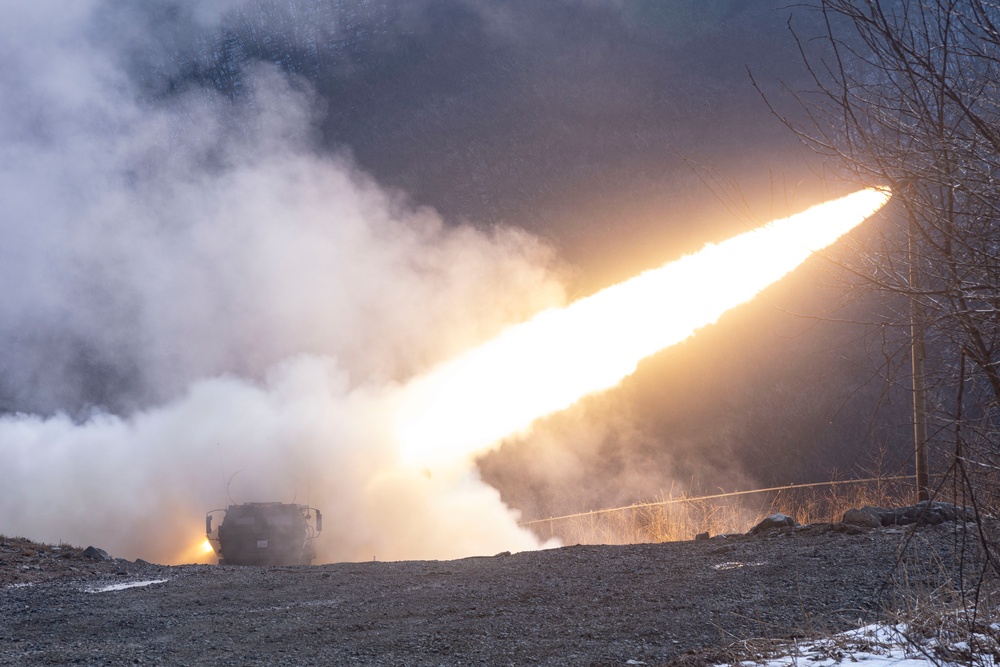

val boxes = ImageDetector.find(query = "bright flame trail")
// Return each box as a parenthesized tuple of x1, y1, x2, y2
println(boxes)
(396, 188, 891, 466)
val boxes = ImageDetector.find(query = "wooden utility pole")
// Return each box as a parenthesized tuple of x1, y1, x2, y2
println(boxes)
(909, 213, 930, 502)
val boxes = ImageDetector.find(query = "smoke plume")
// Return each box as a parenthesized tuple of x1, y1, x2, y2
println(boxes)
(0, 1, 566, 562)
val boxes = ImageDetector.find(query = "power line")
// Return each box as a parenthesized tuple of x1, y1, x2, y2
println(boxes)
(518, 476, 914, 527)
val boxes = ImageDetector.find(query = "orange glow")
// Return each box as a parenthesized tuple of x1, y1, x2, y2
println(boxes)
(394, 188, 890, 466)
(171, 536, 219, 565)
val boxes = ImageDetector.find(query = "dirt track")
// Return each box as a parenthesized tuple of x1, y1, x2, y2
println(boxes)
(0, 523, 982, 666)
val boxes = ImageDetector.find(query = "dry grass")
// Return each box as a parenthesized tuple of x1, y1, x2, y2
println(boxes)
(524, 476, 917, 545)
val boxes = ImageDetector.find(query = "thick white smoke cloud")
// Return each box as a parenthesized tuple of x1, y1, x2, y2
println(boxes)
(0, 1, 565, 562)
(3, 357, 551, 562)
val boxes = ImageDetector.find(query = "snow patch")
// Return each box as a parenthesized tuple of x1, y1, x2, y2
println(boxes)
(85, 578, 169, 593)
(723, 622, 999, 667)
(712, 561, 767, 571)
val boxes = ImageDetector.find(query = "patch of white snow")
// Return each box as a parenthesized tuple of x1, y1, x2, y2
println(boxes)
(85, 578, 168, 593)
(712, 561, 767, 571)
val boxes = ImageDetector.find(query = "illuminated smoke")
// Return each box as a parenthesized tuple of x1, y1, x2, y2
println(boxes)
(0, 2, 890, 566)
(394, 188, 891, 467)
(0, 1, 566, 565)
(0, 188, 887, 566)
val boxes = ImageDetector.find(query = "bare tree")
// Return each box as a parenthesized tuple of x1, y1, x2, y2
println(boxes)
(755, 0, 1000, 520)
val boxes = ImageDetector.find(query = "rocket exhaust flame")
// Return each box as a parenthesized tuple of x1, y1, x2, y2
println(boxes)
(395, 188, 891, 467)
(0, 185, 887, 565)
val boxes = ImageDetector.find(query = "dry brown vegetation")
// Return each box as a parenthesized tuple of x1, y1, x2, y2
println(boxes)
(524, 476, 920, 545)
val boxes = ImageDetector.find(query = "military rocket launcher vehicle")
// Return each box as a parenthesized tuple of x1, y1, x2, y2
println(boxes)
(206, 502, 322, 566)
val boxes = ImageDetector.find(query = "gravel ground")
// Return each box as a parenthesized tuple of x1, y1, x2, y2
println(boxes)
(0, 522, 984, 666)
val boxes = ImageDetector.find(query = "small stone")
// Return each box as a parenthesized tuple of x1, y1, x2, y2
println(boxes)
(82, 546, 111, 561)
(831, 523, 866, 535)
(695, 532, 710, 541)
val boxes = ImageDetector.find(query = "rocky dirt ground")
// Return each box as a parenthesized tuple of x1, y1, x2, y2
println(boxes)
(0, 520, 988, 666)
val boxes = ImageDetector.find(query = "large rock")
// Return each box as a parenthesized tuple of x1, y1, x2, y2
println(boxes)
(81, 546, 111, 561)
(842, 508, 882, 528)
(748, 513, 797, 535)
(842, 501, 976, 529)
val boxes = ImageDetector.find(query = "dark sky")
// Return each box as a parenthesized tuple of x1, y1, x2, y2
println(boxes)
(130, 0, 838, 285)
(144, 0, 910, 510)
